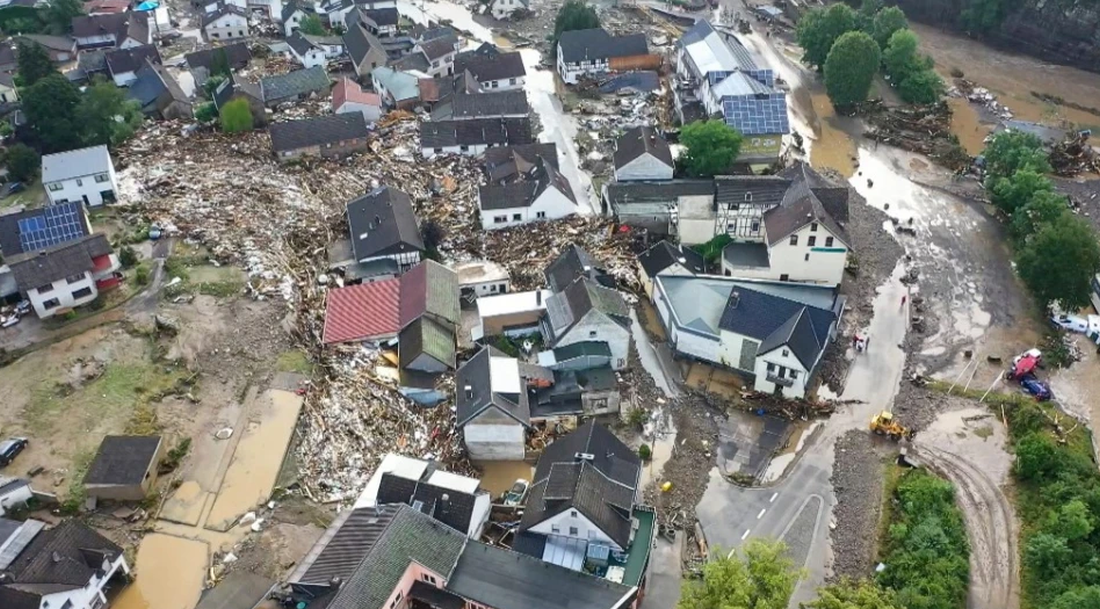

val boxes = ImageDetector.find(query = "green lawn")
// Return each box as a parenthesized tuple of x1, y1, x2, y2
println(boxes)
(0, 180, 46, 209)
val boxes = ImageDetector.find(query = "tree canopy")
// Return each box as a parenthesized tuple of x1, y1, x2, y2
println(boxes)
(299, 14, 327, 36)
(16, 40, 56, 86)
(823, 31, 880, 107)
(871, 6, 908, 49)
(679, 539, 801, 609)
(4, 144, 40, 183)
(1010, 190, 1068, 241)
(982, 130, 1051, 180)
(42, 0, 82, 35)
(1015, 214, 1100, 309)
(679, 120, 743, 177)
(23, 73, 82, 152)
(989, 169, 1052, 215)
(796, 3, 857, 70)
(553, 0, 599, 48)
(210, 48, 232, 78)
(803, 578, 903, 609)
(959, 0, 1009, 34)
(220, 98, 254, 133)
(77, 78, 143, 148)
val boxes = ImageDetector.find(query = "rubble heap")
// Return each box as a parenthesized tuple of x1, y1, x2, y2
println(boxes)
(1050, 132, 1100, 177)
(863, 100, 972, 172)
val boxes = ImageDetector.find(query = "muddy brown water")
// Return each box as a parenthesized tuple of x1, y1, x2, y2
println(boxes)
(475, 460, 534, 497)
(112, 534, 209, 609)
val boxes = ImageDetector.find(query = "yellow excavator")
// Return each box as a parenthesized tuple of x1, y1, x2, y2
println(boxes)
(869, 410, 913, 441)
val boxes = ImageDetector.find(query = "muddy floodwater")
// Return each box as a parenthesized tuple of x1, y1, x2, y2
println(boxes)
(112, 534, 209, 609)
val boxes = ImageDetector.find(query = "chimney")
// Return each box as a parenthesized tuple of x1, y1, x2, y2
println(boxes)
(440, 493, 450, 515)
(730, 291, 740, 308)
(536, 290, 542, 305)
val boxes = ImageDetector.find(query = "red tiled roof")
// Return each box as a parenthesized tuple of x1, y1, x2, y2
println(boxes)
(332, 77, 381, 112)
(86, 0, 130, 14)
(399, 262, 426, 327)
(323, 278, 402, 344)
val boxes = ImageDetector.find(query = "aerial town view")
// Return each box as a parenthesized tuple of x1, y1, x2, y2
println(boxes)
(1, 0, 1100, 607)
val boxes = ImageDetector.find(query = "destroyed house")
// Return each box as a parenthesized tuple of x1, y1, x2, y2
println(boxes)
(482, 142, 558, 184)
(430, 89, 529, 121)
(260, 66, 330, 107)
(269, 113, 370, 161)
(420, 117, 534, 158)
(8, 233, 120, 319)
(322, 259, 458, 345)
(0, 519, 131, 609)
(345, 186, 424, 277)
(613, 126, 674, 182)
(127, 59, 193, 120)
(489, 0, 527, 20)
(514, 420, 653, 590)
(544, 243, 614, 293)
(285, 503, 638, 609)
(529, 365, 620, 420)
(478, 155, 576, 230)
(652, 275, 841, 399)
(556, 28, 650, 85)
(454, 43, 526, 90)
(541, 276, 631, 370)
(675, 20, 789, 165)
(456, 345, 532, 460)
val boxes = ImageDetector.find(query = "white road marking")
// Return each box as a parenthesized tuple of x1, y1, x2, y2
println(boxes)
(757, 508, 766, 519)
(741, 529, 751, 540)
(770, 492, 779, 503)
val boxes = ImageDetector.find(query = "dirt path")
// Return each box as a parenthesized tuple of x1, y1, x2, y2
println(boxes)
(913, 442, 1019, 609)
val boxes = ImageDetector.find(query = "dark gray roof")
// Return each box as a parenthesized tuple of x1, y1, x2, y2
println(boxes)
(129, 59, 189, 109)
(717, 284, 834, 360)
(777, 162, 850, 224)
(613, 126, 673, 171)
(391, 51, 429, 72)
(638, 240, 705, 278)
(362, 8, 399, 26)
(420, 118, 533, 149)
(763, 177, 849, 247)
(0, 519, 20, 544)
(201, 4, 248, 27)
(261, 66, 329, 103)
(721, 241, 770, 269)
(552, 340, 611, 361)
(213, 73, 262, 110)
(519, 421, 640, 548)
(83, 436, 161, 487)
(376, 472, 480, 535)
(410, 581, 464, 609)
(71, 13, 128, 39)
(287, 32, 317, 56)
(105, 44, 160, 76)
(605, 180, 715, 207)
(282, 0, 308, 22)
(293, 504, 401, 585)
(455, 346, 531, 427)
(2, 520, 122, 588)
(346, 186, 424, 261)
(544, 244, 609, 293)
(185, 42, 252, 72)
(326, 505, 466, 609)
(269, 113, 369, 152)
(478, 156, 574, 210)
(558, 28, 647, 63)
(418, 37, 454, 60)
(9, 234, 111, 292)
(454, 46, 526, 82)
(482, 143, 558, 183)
(560, 277, 629, 330)
(0, 203, 91, 257)
(432, 90, 528, 120)
(757, 306, 823, 369)
(77, 49, 108, 73)
(448, 541, 634, 609)
(194, 572, 275, 609)
(344, 22, 382, 66)
(714, 174, 790, 209)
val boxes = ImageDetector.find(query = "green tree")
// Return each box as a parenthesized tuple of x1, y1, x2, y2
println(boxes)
(4, 143, 39, 183)
(883, 28, 921, 80)
(1011, 190, 1067, 241)
(203, 74, 227, 99)
(77, 78, 143, 147)
(210, 48, 232, 78)
(960, 0, 1008, 34)
(219, 98, 253, 133)
(871, 6, 908, 50)
(1025, 533, 1072, 579)
(299, 14, 327, 36)
(982, 130, 1051, 180)
(804, 578, 902, 609)
(679, 539, 801, 609)
(194, 102, 218, 123)
(22, 72, 81, 151)
(796, 3, 857, 70)
(679, 120, 743, 177)
(824, 31, 880, 108)
(898, 69, 944, 104)
(1015, 433, 1062, 481)
(989, 169, 1052, 214)
(856, 0, 884, 31)
(1019, 213, 1100, 309)
(553, 0, 599, 49)
(15, 40, 56, 86)
(42, 0, 83, 34)
(1051, 587, 1100, 609)
(1050, 500, 1093, 541)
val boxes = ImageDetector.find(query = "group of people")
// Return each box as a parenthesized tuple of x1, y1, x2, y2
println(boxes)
(852, 333, 871, 353)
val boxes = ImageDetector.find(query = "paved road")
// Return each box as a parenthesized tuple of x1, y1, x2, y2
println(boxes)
(697, 265, 910, 605)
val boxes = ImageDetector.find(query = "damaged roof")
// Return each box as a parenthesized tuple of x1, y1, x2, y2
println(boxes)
(637, 240, 705, 278)
(544, 243, 610, 293)
(477, 156, 575, 210)
(269, 113, 369, 152)
(2, 519, 122, 590)
(346, 186, 423, 262)
(482, 143, 558, 183)
(376, 471, 478, 534)
(557, 28, 647, 63)
(261, 66, 329, 103)
(420, 117, 533, 149)
(455, 345, 531, 427)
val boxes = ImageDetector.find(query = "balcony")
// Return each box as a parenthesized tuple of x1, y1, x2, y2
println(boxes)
(766, 373, 794, 388)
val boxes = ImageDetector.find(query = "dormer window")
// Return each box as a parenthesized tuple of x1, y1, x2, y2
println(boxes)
(744, 192, 752, 202)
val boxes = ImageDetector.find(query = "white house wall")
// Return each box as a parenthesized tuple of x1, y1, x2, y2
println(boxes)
(557, 310, 629, 370)
(337, 100, 382, 123)
(480, 189, 576, 231)
(206, 15, 249, 40)
(556, 44, 609, 85)
(490, 0, 522, 19)
(527, 509, 622, 550)
(677, 194, 717, 245)
(0, 483, 32, 516)
(754, 345, 809, 398)
(45, 169, 118, 207)
(28, 273, 98, 318)
(481, 76, 525, 91)
(469, 494, 492, 538)
(765, 222, 847, 286)
(293, 47, 327, 68)
(284, 10, 305, 36)
(615, 153, 674, 182)
(40, 555, 130, 609)
(464, 422, 525, 460)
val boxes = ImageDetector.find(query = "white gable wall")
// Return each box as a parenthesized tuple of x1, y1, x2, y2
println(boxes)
(615, 152, 673, 182)
(480, 188, 576, 230)
(557, 310, 629, 370)
(464, 422, 525, 460)
(765, 222, 847, 286)
(528, 509, 623, 551)
(39, 554, 130, 609)
(754, 344, 810, 398)
(676, 194, 718, 245)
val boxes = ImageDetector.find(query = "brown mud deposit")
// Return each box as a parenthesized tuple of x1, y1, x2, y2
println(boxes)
(113, 534, 209, 609)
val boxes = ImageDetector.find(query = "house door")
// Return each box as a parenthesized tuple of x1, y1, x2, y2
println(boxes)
(82, 194, 90, 206)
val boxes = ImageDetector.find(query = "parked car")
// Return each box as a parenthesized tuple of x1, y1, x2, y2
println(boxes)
(1007, 354, 1040, 380)
(0, 437, 28, 466)
(1019, 375, 1053, 402)
(4, 182, 24, 196)
(1051, 314, 1089, 333)
(503, 479, 529, 506)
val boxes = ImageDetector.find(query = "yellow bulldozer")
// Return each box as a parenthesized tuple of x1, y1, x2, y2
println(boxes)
(869, 410, 913, 441)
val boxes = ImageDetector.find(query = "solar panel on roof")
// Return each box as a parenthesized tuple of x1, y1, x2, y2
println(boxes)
(17, 202, 85, 252)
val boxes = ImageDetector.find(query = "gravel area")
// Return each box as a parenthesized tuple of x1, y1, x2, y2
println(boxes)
(829, 430, 892, 580)
(644, 391, 721, 529)
(1054, 176, 1100, 232)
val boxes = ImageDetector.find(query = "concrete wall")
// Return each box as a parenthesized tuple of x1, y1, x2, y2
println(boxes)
(677, 194, 717, 245)
(277, 137, 369, 162)
(464, 422, 525, 460)
(558, 311, 629, 370)
(583, 388, 621, 415)
(754, 345, 809, 398)
(528, 509, 623, 551)
(482, 310, 543, 337)
(0, 482, 32, 516)
(28, 272, 97, 318)
(615, 153, 673, 182)
(765, 222, 847, 286)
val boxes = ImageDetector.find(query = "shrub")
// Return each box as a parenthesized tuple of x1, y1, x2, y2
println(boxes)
(638, 443, 652, 461)
(119, 245, 138, 269)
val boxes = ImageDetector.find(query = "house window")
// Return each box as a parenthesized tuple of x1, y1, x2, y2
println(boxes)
(724, 269, 731, 276)
(551, 524, 560, 533)
(72, 287, 93, 299)
(780, 274, 789, 281)
(825, 236, 834, 247)
(489, 284, 497, 293)
(460, 145, 470, 152)
(569, 526, 579, 536)
(238, 30, 244, 36)
(536, 211, 546, 219)
(512, 213, 521, 221)
(751, 221, 760, 232)
(493, 215, 506, 223)
(744, 192, 752, 201)
(212, 32, 220, 38)
(789, 370, 799, 380)
(434, 147, 443, 154)
(509, 78, 516, 84)
(782, 349, 789, 357)
(789, 235, 798, 246)
(588, 330, 596, 338)
(727, 203, 739, 210)
(75, 178, 83, 186)
(804, 253, 809, 261)
(766, 362, 775, 373)
(432, 60, 440, 68)
(491, 80, 499, 88)
(42, 297, 61, 310)
(66, 273, 85, 284)
(95, 173, 109, 183)
(47, 182, 63, 191)
(591, 398, 608, 409)
(807, 236, 817, 247)
(570, 510, 578, 517)
(422, 573, 437, 585)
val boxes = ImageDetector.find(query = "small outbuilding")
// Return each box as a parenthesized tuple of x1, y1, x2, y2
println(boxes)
(83, 435, 164, 501)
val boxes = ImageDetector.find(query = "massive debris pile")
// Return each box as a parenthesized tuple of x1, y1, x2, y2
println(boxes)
(1050, 132, 1100, 177)
(863, 100, 972, 172)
